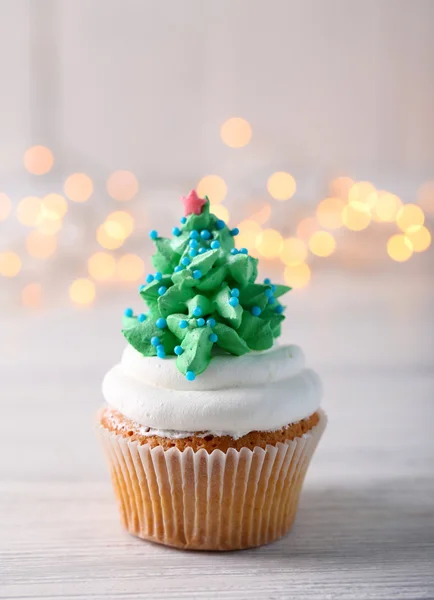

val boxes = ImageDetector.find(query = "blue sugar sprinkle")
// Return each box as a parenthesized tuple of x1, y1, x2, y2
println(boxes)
(216, 220, 225, 230)
(265, 288, 273, 298)
(229, 297, 239, 307)
(230, 288, 240, 297)
(151, 336, 160, 347)
(158, 286, 167, 296)
(271, 284, 276, 293)
(124, 308, 133, 317)
(181, 256, 191, 266)
(174, 265, 183, 273)
(155, 272, 162, 281)
(146, 274, 154, 283)
(149, 230, 158, 240)
(180, 216, 187, 224)
(172, 226, 181, 236)
(139, 284, 145, 291)
(186, 371, 196, 381)
(196, 317, 205, 327)
(275, 305, 285, 314)
(192, 307, 202, 317)
(137, 313, 146, 322)
(157, 349, 166, 359)
(230, 228, 239, 236)
(206, 318, 216, 328)
(174, 345, 183, 356)
(156, 317, 167, 329)
(198, 247, 206, 254)
(179, 319, 188, 329)
(210, 240, 220, 249)
(268, 296, 275, 305)
(192, 269, 202, 279)
(264, 278, 271, 284)
(156, 344, 165, 353)
(209, 333, 218, 343)
(251, 306, 261, 317)
(189, 230, 199, 240)
(239, 247, 248, 254)
(190, 238, 199, 249)
(230, 248, 238, 255)
(189, 249, 198, 258)
(200, 229, 211, 240)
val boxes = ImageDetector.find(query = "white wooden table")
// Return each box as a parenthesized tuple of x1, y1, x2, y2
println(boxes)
(1, 265, 433, 599)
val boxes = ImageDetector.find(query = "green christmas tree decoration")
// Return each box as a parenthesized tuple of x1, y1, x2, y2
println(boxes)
(122, 190, 291, 380)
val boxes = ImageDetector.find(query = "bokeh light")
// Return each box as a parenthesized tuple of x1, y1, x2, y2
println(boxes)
(387, 234, 413, 262)
(22, 283, 43, 308)
(96, 224, 125, 250)
(107, 170, 139, 201)
(41, 193, 68, 221)
(373, 192, 402, 222)
(69, 278, 96, 305)
(0, 251, 22, 277)
(405, 226, 431, 253)
(197, 175, 227, 204)
(26, 231, 57, 259)
(284, 263, 311, 289)
(64, 173, 93, 203)
(16, 196, 43, 227)
(316, 197, 345, 229)
(280, 237, 307, 266)
(348, 181, 376, 206)
(308, 231, 336, 257)
(211, 204, 230, 223)
(220, 117, 252, 148)
(417, 181, 434, 214)
(236, 220, 262, 251)
(342, 203, 371, 231)
(23, 145, 54, 175)
(256, 228, 283, 258)
(0, 193, 12, 222)
(37, 219, 63, 235)
(103, 211, 134, 240)
(267, 172, 296, 201)
(296, 217, 318, 240)
(249, 203, 271, 225)
(117, 254, 145, 282)
(396, 204, 425, 233)
(88, 252, 116, 281)
(329, 176, 354, 200)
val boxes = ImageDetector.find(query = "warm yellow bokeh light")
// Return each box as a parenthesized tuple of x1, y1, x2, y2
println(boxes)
(69, 278, 96, 305)
(220, 117, 252, 148)
(23, 145, 54, 175)
(417, 181, 434, 214)
(396, 204, 425, 233)
(197, 175, 227, 204)
(373, 192, 402, 222)
(96, 224, 125, 250)
(342, 203, 371, 231)
(37, 219, 63, 235)
(267, 172, 296, 201)
(211, 204, 230, 223)
(387, 234, 413, 262)
(103, 211, 134, 240)
(348, 181, 376, 206)
(64, 173, 93, 203)
(88, 252, 116, 281)
(22, 283, 43, 308)
(41, 193, 68, 221)
(117, 254, 145, 282)
(316, 197, 345, 230)
(284, 263, 311, 289)
(308, 231, 336, 257)
(236, 220, 262, 250)
(329, 176, 354, 200)
(26, 231, 57, 259)
(0, 193, 12, 222)
(256, 228, 283, 258)
(296, 217, 318, 240)
(0, 251, 22, 277)
(405, 226, 431, 253)
(280, 237, 307, 266)
(249, 203, 271, 225)
(107, 170, 139, 201)
(16, 196, 43, 227)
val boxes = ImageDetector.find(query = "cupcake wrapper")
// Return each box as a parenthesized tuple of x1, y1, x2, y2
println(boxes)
(99, 409, 327, 551)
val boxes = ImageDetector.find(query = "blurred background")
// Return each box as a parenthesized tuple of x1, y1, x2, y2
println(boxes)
(0, 0, 433, 480)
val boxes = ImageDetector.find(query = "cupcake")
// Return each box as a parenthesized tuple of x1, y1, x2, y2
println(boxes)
(98, 190, 325, 551)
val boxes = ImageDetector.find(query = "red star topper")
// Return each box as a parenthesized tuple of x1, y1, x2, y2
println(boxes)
(182, 190, 206, 216)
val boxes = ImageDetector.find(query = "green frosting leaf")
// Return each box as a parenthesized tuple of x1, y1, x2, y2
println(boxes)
(187, 294, 213, 317)
(238, 284, 270, 311)
(176, 327, 213, 375)
(238, 311, 274, 351)
(195, 264, 227, 291)
(167, 313, 191, 340)
(158, 284, 190, 317)
(140, 276, 172, 303)
(187, 248, 219, 276)
(152, 238, 178, 273)
(273, 284, 292, 298)
(213, 284, 243, 328)
(228, 254, 256, 287)
(122, 315, 138, 330)
(213, 323, 250, 355)
(123, 319, 177, 356)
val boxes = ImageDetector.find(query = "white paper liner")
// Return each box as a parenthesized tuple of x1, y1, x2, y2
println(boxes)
(98, 409, 327, 551)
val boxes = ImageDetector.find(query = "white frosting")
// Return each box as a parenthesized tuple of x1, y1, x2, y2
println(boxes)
(102, 344, 322, 438)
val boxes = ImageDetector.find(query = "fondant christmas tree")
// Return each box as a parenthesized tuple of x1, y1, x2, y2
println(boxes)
(122, 190, 291, 380)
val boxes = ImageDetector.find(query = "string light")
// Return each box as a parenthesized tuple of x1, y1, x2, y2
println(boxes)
(197, 175, 227, 204)
(69, 278, 96, 305)
(107, 170, 139, 201)
(280, 237, 307, 266)
(23, 146, 54, 175)
(396, 204, 424, 233)
(267, 172, 296, 201)
(417, 181, 434, 214)
(405, 226, 431, 253)
(256, 228, 283, 258)
(16, 196, 43, 227)
(103, 211, 134, 240)
(211, 204, 230, 223)
(64, 173, 93, 203)
(373, 192, 402, 222)
(96, 224, 125, 250)
(284, 263, 311, 289)
(26, 231, 57, 259)
(22, 283, 43, 308)
(0, 193, 11, 222)
(387, 234, 413, 262)
(0, 251, 22, 277)
(88, 252, 116, 281)
(329, 176, 354, 200)
(308, 231, 336, 257)
(342, 203, 371, 231)
(296, 217, 318, 240)
(220, 117, 252, 148)
(316, 197, 345, 229)
(117, 254, 145, 282)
